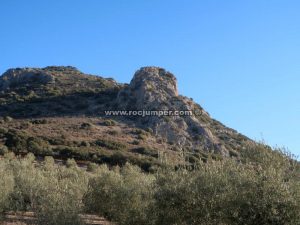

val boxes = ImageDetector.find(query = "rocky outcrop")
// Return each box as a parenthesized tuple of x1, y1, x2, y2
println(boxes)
(117, 67, 228, 155)
(0, 68, 55, 90)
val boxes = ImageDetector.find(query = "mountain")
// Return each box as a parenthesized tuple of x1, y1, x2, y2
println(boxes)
(0, 66, 254, 170)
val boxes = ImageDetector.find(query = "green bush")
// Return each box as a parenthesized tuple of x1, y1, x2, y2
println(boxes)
(102, 119, 116, 126)
(3, 116, 13, 122)
(154, 162, 232, 225)
(0, 162, 14, 219)
(0, 145, 9, 155)
(31, 119, 48, 124)
(80, 122, 93, 129)
(87, 162, 98, 172)
(1, 154, 89, 225)
(95, 139, 126, 150)
(27, 137, 52, 156)
(34, 167, 87, 225)
(132, 147, 158, 157)
(84, 164, 156, 225)
(5, 130, 28, 153)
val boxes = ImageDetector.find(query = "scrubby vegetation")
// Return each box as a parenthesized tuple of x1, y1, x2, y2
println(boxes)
(0, 144, 299, 225)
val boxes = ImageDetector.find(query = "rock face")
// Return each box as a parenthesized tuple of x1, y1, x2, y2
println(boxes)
(130, 67, 178, 102)
(118, 67, 178, 108)
(0, 68, 54, 90)
(117, 67, 228, 155)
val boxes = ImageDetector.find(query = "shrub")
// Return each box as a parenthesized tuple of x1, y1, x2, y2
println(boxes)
(132, 140, 140, 145)
(66, 158, 78, 168)
(84, 164, 156, 225)
(154, 163, 231, 225)
(5, 130, 28, 153)
(80, 122, 93, 129)
(87, 162, 98, 172)
(31, 119, 48, 124)
(0, 163, 14, 219)
(107, 130, 119, 136)
(57, 146, 89, 160)
(80, 140, 90, 147)
(1, 154, 89, 225)
(137, 134, 147, 140)
(44, 156, 55, 168)
(3, 116, 13, 122)
(102, 119, 116, 126)
(145, 127, 153, 134)
(95, 139, 126, 150)
(132, 147, 158, 157)
(0, 127, 8, 135)
(0, 145, 9, 155)
(227, 165, 300, 225)
(34, 174, 85, 225)
(27, 137, 52, 156)
(108, 152, 128, 166)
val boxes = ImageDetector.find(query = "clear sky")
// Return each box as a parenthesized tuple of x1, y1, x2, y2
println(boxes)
(1, 1, 299, 155)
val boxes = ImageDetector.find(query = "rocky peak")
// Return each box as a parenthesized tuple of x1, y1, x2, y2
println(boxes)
(117, 67, 178, 109)
(130, 66, 178, 97)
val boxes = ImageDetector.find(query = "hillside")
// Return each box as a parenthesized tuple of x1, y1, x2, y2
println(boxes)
(1, 66, 299, 225)
(0, 66, 254, 169)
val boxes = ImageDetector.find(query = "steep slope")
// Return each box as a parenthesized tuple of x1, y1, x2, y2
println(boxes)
(0, 66, 254, 169)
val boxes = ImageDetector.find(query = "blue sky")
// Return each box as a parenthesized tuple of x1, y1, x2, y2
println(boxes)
(0, 0, 299, 155)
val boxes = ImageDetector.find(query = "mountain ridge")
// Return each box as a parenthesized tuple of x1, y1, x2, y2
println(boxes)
(0, 66, 254, 169)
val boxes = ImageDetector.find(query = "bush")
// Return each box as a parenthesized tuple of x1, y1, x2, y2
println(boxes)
(80, 122, 93, 129)
(154, 162, 232, 225)
(0, 145, 9, 155)
(66, 158, 77, 168)
(5, 130, 28, 153)
(107, 130, 119, 136)
(3, 116, 13, 122)
(132, 147, 158, 157)
(102, 119, 116, 126)
(1, 154, 89, 225)
(34, 168, 86, 225)
(27, 137, 52, 156)
(84, 164, 156, 225)
(137, 134, 147, 140)
(87, 162, 98, 172)
(227, 165, 300, 225)
(132, 140, 140, 145)
(0, 162, 14, 219)
(80, 140, 90, 147)
(95, 139, 126, 150)
(31, 119, 48, 124)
